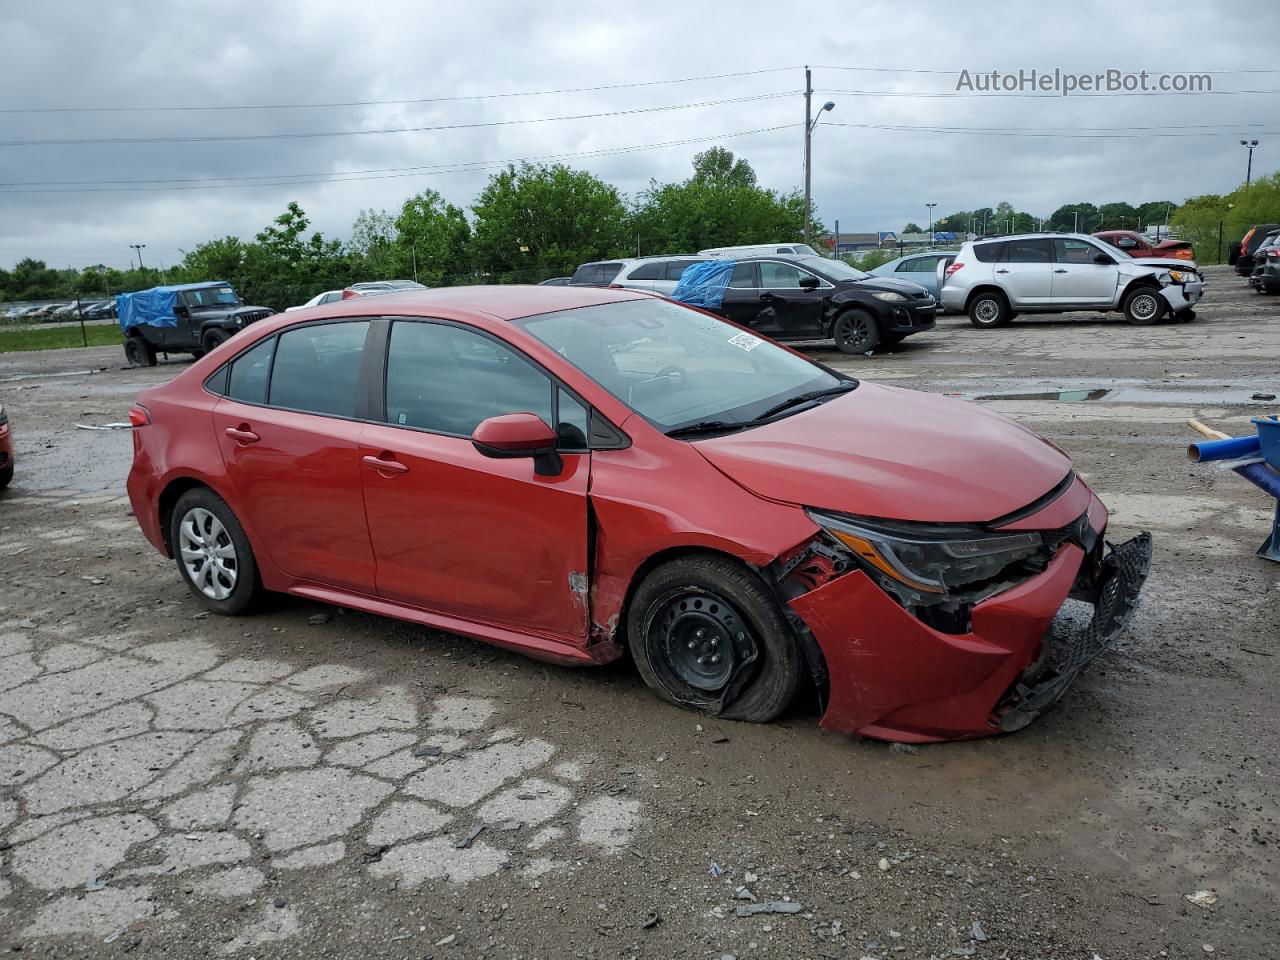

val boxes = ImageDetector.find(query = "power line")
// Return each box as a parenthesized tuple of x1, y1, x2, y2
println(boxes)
(825, 121, 1280, 139)
(822, 86, 1280, 99)
(0, 125, 798, 194)
(812, 65, 1280, 76)
(0, 92, 796, 148)
(0, 67, 801, 115)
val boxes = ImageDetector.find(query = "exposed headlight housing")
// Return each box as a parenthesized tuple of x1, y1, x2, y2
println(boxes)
(806, 509, 1046, 602)
(1167, 269, 1196, 284)
(871, 291, 908, 303)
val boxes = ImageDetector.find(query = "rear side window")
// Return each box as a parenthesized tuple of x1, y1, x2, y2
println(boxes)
(972, 242, 1006, 263)
(1005, 240, 1052, 263)
(665, 259, 699, 281)
(570, 264, 601, 285)
(597, 262, 624, 283)
(268, 321, 370, 418)
(227, 336, 276, 405)
(626, 261, 665, 280)
(729, 262, 757, 288)
(385, 322, 552, 436)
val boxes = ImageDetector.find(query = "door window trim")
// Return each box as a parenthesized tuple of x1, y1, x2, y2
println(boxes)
(729, 259, 835, 291)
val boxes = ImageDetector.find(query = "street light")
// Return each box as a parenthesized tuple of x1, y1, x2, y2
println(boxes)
(1241, 139, 1260, 186)
(802, 65, 835, 247)
(925, 203, 937, 246)
(129, 243, 146, 269)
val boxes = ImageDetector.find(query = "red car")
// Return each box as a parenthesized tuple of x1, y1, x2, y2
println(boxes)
(1093, 230, 1194, 262)
(126, 287, 1150, 743)
(0, 400, 12, 488)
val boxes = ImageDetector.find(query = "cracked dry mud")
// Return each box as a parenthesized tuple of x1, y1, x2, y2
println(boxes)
(1, 265, 1278, 958)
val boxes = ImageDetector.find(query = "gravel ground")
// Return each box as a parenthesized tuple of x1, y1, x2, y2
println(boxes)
(0, 264, 1277, 959)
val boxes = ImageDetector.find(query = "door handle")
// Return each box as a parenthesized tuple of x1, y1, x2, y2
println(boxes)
(995, 269, 1010, 274)
(225, 426, 260, 443)
(362, 454, 409, 475)
(1054, 268, 1068, 274)
(759, 292, 780, 302)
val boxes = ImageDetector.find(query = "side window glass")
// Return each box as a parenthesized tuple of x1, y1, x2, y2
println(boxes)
(268, 321, 369, 417)
(385, 322, 553, 436)
(759, 262, 804, 288)
(972, 242, 1006, 263)
(227, 336, 276, 405)
(666, 259, 697, 281)
(627, 262, 665, 280)
(1054, 239, 1095, 264)
(1006, 240, 1052, 263)
(895, 259, 917, 272)
(556, 388, 590, 449)
(729, 263, 756, 288)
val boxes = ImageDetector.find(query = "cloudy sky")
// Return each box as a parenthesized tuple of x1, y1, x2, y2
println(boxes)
(1, 0, 1276, 270)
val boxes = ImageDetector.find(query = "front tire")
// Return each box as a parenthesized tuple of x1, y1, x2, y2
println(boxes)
(1123, 286, 1164, 325)
(832, 309, 881, 354)
(124, 336, 157, 367)
(169, 488, 262, 615)
(201, 328, 231, 353)
(968, 291, 1010, 328)
(0, 463, 12, 489)
(626, 555, 801, 723)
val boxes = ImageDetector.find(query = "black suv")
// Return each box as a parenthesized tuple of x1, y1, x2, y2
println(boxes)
(712, 255, 936, 353)
(120, 282, 273, 366)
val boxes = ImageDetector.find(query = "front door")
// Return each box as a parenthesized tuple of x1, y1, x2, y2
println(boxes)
(212, 320, 378, 593)
(358, 319, 590, 642)
(753, 260, 826, 338)
(997, 238, 1055, 306)
(1051, 238, 1121, 305)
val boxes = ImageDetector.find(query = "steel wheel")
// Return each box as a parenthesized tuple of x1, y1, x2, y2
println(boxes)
(178, 506, 238, 601)
(650, 588, 750, 694)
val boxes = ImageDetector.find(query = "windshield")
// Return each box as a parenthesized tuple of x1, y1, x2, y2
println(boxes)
(799, 257, 870, 281)
(185, 286, 239, 307)
(518, 298, 847, 431)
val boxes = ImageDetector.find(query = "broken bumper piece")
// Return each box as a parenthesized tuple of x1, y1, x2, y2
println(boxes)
(995, 532, 1153, 732)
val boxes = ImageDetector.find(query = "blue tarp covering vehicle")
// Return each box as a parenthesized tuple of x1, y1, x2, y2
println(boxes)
(671, 260, 735, 310)
(117, 281, 238, 332)
(117, 281, 273, 368)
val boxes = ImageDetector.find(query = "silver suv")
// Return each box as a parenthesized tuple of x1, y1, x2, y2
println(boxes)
(569, 256, 708, 295)
(939, 233, 1204, 327)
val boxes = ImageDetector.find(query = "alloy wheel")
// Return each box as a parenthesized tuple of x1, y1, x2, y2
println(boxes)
(974, 298, 1000, 324)
(1130, 293, 1159, 322)
(178, 507, 238, 600)
(836, 313, 873, 352)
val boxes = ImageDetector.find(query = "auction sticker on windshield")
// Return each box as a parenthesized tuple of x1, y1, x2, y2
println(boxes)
(728, 331, 763, 352)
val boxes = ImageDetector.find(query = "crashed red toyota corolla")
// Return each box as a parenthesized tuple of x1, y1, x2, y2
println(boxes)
(126, 286, 1151, 743)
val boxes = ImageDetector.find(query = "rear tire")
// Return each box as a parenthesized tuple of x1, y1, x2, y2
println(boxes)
(1123, 286, 1164, 325)
(169, 487, 262, 616)
(0, 463, 12, 489)
(832, 309, 881, 354)
(626, 555, 801, 723)
(201, 328, 231, 353)
(124, 336, 157, 368)
(967, 291, 1010, 328)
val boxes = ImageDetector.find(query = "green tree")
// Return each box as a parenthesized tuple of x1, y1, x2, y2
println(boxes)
(471, 163, 629, 280)
(689, 146, 757, 189)
(1047, 202, 1100, 233)
(901, 222, 923, 234)
(1097, 202, 1140, 231)
(394, 189, 472, 284)
(350, 208, 400, 278)
(1171, 173, 1280, 263)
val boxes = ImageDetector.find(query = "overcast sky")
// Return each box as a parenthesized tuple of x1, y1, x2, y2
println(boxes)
(1, 0, 1276, 271)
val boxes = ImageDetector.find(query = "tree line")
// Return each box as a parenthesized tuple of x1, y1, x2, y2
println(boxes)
(1, 148, 817, 311)
(901, 199, 1179, 237)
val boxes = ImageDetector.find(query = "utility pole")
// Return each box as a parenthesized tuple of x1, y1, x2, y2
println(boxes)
(1241, 139, 1259, 186)
(925, 203, 937, 247)
(803, 67, 812, 246)
(129, 243, 146, 268)
(834, 219, 840, 258)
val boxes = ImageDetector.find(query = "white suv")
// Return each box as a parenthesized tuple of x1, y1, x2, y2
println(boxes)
(939, 233, 1203, 327)
(569, 256, 708, 295)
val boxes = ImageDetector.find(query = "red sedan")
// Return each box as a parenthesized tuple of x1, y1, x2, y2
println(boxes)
(0, 399, 13, 488)
(1093, 229, 1194, 262)
(126, 286, 1150, 742)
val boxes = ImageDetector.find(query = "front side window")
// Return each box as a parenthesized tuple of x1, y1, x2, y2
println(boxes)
(268, 321, 370, 418)
(227, 336, 275, 405)
(183, 286, 239, 307)
(758, 261, 805, 288)
(385, 322, 552, 436)
(729, 262, 757, 288)
(518, 298, 844, 430)
(1054, 238, 1100, 264)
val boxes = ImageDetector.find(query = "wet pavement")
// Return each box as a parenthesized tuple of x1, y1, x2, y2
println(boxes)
(0, 264, 1278, 959)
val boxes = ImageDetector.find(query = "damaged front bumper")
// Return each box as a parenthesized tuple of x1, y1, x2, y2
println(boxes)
(788, 528, 1152, 743)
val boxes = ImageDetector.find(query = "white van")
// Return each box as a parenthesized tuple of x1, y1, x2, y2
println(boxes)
(698, 243, 822, 259)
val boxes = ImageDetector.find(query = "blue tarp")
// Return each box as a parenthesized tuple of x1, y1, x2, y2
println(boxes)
(117, 281, 229, 331)
(671, 260, 735, 310)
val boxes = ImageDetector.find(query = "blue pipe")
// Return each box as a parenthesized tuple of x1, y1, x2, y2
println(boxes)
(1234, 461, 1280, 499)
(1188, 435, 1262, 463)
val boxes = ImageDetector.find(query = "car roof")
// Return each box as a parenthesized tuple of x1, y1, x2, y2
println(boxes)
(268, 284, 650, 328)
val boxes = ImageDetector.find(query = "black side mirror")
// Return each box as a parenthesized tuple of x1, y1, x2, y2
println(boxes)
(1093, 253, 1113, 265)
(174, 304, 190, 317)
(798, 275, 820, 290)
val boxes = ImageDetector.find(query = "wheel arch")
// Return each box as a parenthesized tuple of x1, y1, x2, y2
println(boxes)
(1119, 274, 1162, 303)
(963, 284, 1009, 310)
(157, 476, 214, 556)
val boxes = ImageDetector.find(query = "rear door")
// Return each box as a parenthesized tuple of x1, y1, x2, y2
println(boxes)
(895, 254, 943, 296)
(998, 239, 1054, 305)
(1051, 238, 1120, 305)
(616, 260, 664, 292)
(211, 320, 378, 593)
(357, 319, 591, 642)
(719, 262, 761, 327)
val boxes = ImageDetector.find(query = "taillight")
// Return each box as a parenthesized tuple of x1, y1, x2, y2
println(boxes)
(128, 405, 151, 427)
(945, 261, 965, 278)
(1242, 228, 1256, 250)
(1268, 249, 1280, 259)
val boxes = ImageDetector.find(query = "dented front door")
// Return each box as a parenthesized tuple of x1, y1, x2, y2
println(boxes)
(357, 423, 591, 644)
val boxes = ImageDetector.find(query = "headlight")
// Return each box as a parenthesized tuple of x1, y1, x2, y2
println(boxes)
(871, 291, 908, 303)
(806, 509, 1045, 597)
(1156, 271, 1173, 285)
(1167, 269, 1196, 284)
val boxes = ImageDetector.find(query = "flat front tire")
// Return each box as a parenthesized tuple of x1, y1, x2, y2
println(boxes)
(626, 555, 801, 723)
(124, 337, 157, 367)
(202, 329, 231, 353)
(169, 487, 262, 615)
(968, 292, 1009, 328)
(832, 309, 881, 354)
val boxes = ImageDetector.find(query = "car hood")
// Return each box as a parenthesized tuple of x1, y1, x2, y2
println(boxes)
(1128, 256, 1199, 270)
(693, 383, 1071, 524)
(849, 276, 932, 297)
